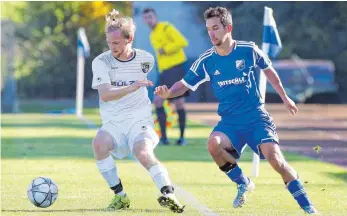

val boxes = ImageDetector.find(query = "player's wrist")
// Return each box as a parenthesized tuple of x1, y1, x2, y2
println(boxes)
(166, 90, 173, 99)
(128, 85, 138, 93)
(281, 94, 290, 102)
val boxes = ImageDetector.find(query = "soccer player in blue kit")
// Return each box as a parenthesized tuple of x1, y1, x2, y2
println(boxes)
(155, 6, 318, 214)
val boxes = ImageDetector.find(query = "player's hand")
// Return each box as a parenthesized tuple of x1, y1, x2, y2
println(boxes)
(283, 96, 298, 115)
(130, 80, 153, 91)
(154, 85, 171, 99)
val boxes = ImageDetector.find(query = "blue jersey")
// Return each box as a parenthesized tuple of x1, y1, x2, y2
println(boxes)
(182, 41, 272, 119)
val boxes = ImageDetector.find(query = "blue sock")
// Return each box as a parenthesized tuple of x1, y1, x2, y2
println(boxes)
(220, 163, 249, 185)
(287, 179, 312, 208)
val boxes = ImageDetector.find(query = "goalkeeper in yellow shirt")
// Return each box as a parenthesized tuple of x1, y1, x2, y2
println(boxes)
(143, 8, 189, 146)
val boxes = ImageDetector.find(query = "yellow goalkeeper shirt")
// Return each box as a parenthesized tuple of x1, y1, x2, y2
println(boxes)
(149, 22, 188, 72)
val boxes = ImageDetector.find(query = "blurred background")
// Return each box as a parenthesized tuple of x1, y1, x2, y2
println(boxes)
(1, 1, 347, 112)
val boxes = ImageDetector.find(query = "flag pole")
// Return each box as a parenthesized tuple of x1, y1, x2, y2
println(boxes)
(252, 7, 282, 177)
(76, 27, 90, 117)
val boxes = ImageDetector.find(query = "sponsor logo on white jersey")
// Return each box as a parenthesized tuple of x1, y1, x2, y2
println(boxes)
(111, 80, 135, 87)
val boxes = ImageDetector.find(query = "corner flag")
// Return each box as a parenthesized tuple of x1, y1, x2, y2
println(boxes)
(262, 7, 282, 58)
(77, 28, 90, 58)
(253, 7, 282, 177)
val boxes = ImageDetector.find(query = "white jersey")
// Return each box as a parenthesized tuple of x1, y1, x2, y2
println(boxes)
(92, 48, 155, 123)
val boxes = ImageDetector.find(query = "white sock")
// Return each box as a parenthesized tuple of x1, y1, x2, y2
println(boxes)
(96, 154, 121, 189)
(116, 190, 126, 196)
(149, 164, 172, 191)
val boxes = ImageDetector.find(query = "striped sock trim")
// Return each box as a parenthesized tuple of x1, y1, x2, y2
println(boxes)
(292, 188, 306, 198)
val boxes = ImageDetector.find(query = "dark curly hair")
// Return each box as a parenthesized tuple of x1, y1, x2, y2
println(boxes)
(204, 6, 232, 27)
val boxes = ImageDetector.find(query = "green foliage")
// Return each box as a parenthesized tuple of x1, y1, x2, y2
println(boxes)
(189, 2, 347, 102)
(1, 2, 27, 23)
(5, 2, 347, 102)
(9, 1, 132, 98)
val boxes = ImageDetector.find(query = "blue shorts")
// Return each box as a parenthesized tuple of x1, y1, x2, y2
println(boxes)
(213, 106, 279, 160)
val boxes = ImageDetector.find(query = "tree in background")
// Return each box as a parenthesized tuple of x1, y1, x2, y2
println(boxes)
(2, 2, 347, 102)
(189, 1, 347, 102)
(1, 1, 132, 98)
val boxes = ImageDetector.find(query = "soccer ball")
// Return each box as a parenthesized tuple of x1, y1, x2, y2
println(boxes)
(27, 177, 58, 208)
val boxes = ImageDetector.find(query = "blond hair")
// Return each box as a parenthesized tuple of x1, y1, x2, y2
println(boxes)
(105, 9, 136, 40)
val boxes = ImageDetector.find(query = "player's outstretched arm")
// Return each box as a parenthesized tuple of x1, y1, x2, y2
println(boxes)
(97, 80, 153, 102)
(263, 68, 298, 115)
(154, 81, 189, 99)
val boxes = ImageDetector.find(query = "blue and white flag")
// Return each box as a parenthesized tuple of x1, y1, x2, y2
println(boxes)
(262, 7, 282, 58)
(253, 7, 283, 177)
(77, 27, 90, 58)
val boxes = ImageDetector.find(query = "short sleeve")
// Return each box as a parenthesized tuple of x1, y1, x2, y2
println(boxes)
(142, 51, 155, 73)
(253, 45, 272, 70)
(181, 58, 210, 91)
(91, 58, 111, 89)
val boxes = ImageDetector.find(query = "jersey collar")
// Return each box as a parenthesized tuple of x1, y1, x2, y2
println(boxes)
(113, 49, 137, 62)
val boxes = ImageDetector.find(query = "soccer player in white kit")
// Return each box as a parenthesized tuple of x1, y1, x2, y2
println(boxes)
(91, 9, 184, 213)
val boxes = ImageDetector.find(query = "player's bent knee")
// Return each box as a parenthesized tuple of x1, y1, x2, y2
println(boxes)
(133, 139, 156, 168)
(134, 150, 155, 169)
(134, 148, 149, 162)
(133, 141, 147, 154)
(92, 131, 114, 154)
(207, 137, 221, 155)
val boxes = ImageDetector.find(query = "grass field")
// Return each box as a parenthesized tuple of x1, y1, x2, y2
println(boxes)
(1, 110, 347, 216)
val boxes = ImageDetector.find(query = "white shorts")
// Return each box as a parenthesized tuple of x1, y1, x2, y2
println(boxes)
(99, 116, 160, 159)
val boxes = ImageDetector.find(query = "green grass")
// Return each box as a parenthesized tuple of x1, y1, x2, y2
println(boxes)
(1, 112, 347, 216)
(17, 99, 99, 113)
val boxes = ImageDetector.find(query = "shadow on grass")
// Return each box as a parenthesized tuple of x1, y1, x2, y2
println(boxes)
(1, 122, 101, 129)
(1, 136, 213, 161)
(18, 99, 98, 114)
(2, 113, 329, 164)
(325, 172, 347, 183)
(1, 135, 318, 163)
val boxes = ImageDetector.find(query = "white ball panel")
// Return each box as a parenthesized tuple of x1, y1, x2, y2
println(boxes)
(37, 184, 49, 193)
(31, 186, 40, 192)
(40, 200, 51, 208)
(52, 194, 58, 204)
(43, 177, 51, 184)
(34, 192, 46, 204)
(33, 177, 46, 185)
(50, 184, 58, 193)
(27, 190, 35, 203)
(50, 179, 57, 185)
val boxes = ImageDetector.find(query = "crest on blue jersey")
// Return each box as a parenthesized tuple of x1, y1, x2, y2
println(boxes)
(235, 60, 245, 70)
